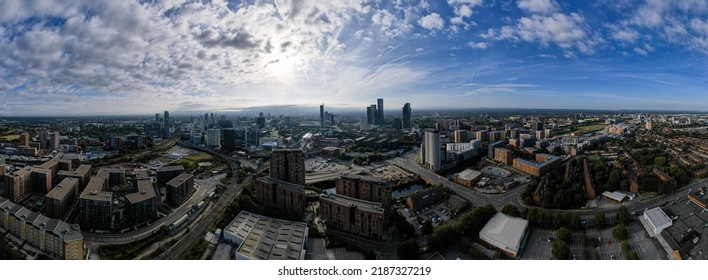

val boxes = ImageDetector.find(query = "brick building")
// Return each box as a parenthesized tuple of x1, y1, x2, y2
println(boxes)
(335, 175, 391, 209)
(319, 193, 385, 239)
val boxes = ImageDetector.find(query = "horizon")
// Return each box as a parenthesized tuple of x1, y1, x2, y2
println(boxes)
(2, 1, 708, 115)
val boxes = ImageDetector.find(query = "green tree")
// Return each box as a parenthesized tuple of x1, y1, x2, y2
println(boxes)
(627, 251, 639, 260)
(501, 204, 521, 217)
(654, 157, 667, 166)
(396, 239, 420, 260)
(551, 240, 570, 260)
(612, 223, 628, 241)
(617, 206, 632, 225)
(621, 240, 631, 256)
(594, 212, 605, 229)
(555, 227, 571, 243)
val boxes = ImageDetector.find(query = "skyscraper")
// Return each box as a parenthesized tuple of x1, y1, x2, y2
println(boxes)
(423, 129, 441, 172)
(402, 102, 411, 129)
(376, 98, 384, 125)
(155, 113, 160, 122)
(206, 128, 221, 147)
(222, 129, 236, 152)
(269, 149, 305, 185)
(320, 104, 325, 127)
(367, 104, 377, 125)
(164, 110, 170, 126)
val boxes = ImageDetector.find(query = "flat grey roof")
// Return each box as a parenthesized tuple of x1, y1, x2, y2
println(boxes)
(320, 193, 384, 214)
(126, 179, 156, 204)
(339, 174, 389, 185)
(79, 168, 112, 201)
(166, 173, 193, 187)
(46, 177, 79, 200)
(228, 211, 308, 260)
(258, 176, 304, 193)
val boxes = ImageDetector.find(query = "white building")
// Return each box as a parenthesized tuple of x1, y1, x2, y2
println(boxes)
(479, 212, 529, 258)
(206, 128, 221, 147)
(422, 129, 441, 171)
(642, 207, 672, 236)
(446, 140, 482, 161)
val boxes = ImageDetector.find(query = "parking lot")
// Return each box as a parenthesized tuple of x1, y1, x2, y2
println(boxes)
(398, 201, 454, 236)
(521, 223, 661, 260)
(305, 158, 351, 173)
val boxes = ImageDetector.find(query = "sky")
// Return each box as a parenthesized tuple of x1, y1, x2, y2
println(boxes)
(1, 0, 708, 116)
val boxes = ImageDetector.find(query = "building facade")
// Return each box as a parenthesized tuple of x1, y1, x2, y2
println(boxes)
(126, 179, 158, 226)
(45, 178, 79, 220)
(422, 129, 441, 172)
(254, 176, 306, 219)
(335, 175, 391, 209)
(512, 154, 560, 177)
(494, 147, 514, 166)
(319, 193, 385, 239)
(166, 173, 194, 206)
(402, 102, 411, 129)
(269, 149, 306, 185)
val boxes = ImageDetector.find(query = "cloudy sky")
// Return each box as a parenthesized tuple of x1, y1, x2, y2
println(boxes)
(1, 0, 708, 116)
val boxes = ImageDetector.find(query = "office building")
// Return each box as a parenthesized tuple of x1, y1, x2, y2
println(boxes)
(535, 130, 545, 140)
(156, 165, 185, 186)
(207, 128, 222, 147)
(402, 102, 412, 129)
(335, 175, 391, 209)
(367, 104, 377, 125)
(78, 169, 113, 230)
(166, 173, 194, 206)
(126, 134, 146, 149)
(319, 193, 385, 239)
(52, 131, 60, 150)
(269, 149, 305, 185)
(479, 212, 529, 258)
(109, 136, 121, 151)
(512, 154, 560, 177)
(222, 129, 237, 152)
(494, 147, 514, 166)
(126, 179, 157, 226)
(320, 104, 325, 127)
(155, 113, 160, 122)
(422, 129, 441, 172)
(0, 197, 84, 260)
(45, 178, 80, 220)
(254, 176, 306, 219)
(532, 121, 543, 131)
(489, 131, 503, 142)
(164, 110, 170, 125)
(223, 211, 308, 260)
(376, 98, 384, 126)
(3, 168, 32, 202)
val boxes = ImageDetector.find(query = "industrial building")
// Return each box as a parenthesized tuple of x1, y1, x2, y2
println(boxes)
(453, 169, 482, 187)
(223, 211, 308, 260)
(479, 212, 529, 258)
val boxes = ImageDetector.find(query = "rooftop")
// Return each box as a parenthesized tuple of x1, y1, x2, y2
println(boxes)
(46, 178, 80, 200)
(126, 179, 156, 204)
(320, 193, 384, 214)
(166, 173, 193, 187)
(57, 164, 92, 177)
(79, 169, 112, 201)
(644, 207, 672, 229)
(513, 153, 560, 168)
(226, 211, 308, 260)
(157, 165, 185, 172)
(338, 174, 389, 185)
(257, 176, 304, 193)
(479, 212, 529, 255)
(457, 169, 482, 181)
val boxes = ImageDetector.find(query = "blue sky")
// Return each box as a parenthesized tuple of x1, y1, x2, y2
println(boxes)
(1, 0, 707, 116)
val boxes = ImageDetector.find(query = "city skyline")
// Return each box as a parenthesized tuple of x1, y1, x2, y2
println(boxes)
(2, 0, 708, 116)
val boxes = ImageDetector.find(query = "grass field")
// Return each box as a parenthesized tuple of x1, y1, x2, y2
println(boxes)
(0, 135, 20, 141)
(576, 124, 607, 134)
(184, 153, 213, 162)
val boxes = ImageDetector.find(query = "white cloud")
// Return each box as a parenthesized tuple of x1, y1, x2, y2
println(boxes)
(633, 47, 648, 56)
(517, 0, 559, 14)
(467, 41, 489, 49)
(690, 18, 708, 35)
(610, 27, 639, 43)
(418, 13, 444, 30)
(416, 47, 424, 52)
(504, 13, 596, 53)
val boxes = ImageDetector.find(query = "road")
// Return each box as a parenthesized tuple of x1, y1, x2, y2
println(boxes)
(390, 152, 708, 222)
(156, 141, 245, 259)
